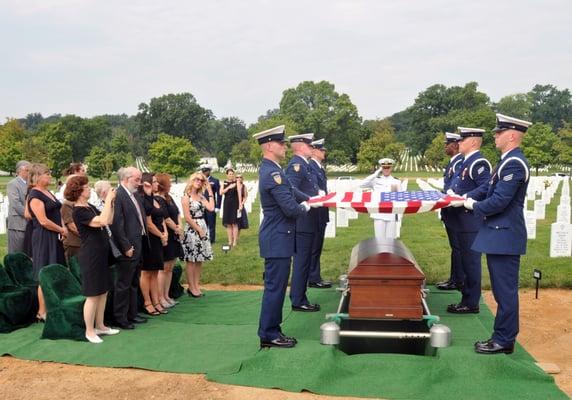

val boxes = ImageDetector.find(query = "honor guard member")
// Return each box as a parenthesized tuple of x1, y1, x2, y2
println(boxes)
(201, 164, 221, 244)
(308, 139, 332, 289)
(436, 133, 465, 291)
(254, 125, 310, 348)
(446, 127, 491, 314)
(360, 158, 402, 240)
(285, 133, 322, 312)
(464, 114, 532, 354)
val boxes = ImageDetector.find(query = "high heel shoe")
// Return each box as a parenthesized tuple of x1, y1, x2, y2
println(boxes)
(154, 304, 168, 314)
(36, 313, 46, 323)
(143, 303, 160, 316)
(186, 289, 201, 298)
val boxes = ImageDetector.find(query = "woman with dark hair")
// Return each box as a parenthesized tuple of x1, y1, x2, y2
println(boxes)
(155, 173, 183, 308)
(220, 168, 240, 247)
(138, 172, 169, 315)
(27, 163, 67, 321)
(236, 175, 249, 240)
(66, 175, 118, 343)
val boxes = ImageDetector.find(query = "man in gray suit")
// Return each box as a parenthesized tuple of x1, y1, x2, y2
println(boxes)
(7, 160, 30, 253)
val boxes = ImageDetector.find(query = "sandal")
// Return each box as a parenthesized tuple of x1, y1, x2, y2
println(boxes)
(154, 304, 169, 314)
(144, 303, 160, 316)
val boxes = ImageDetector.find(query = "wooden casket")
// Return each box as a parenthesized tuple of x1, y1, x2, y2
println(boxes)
(347, 238, 425, 320)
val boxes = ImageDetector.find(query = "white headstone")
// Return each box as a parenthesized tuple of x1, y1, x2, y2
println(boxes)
(325, 211, 336, 238)
(525, 210, 537, 240)
(259, 207, 264, 226)
(534, 200, 546, 220)
(557, 203, 571, 224)
(550, 222, 572, 257)
(560, 195, 570, 207)
(336, 208, 349, 227)
(347, 209, 358, 220)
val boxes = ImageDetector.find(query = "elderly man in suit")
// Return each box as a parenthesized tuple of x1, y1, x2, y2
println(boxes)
(110, 166, 147, 330)
(7, 160, 31, 253)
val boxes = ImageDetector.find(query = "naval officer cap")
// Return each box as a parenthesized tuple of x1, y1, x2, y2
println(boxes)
(200, 164, 213, 172)
(458, 127, 486, 138)
(311, 138, 326, 150)
(378, 158, 395, 167)
(492, 113, 532, 133)
(288, 133, 314, 144)
(444, 132, 461, 143)
(252, 125, 286, 144)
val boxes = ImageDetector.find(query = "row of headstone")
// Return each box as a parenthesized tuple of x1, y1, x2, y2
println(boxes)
(550, 177, 571, 257)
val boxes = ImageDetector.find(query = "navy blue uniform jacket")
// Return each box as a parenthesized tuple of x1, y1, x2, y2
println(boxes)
(285, 155, 319, 233)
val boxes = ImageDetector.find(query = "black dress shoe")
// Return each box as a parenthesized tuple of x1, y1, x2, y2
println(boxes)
(474, 338, 494, 346)
(446, 304, 479, 314)
(309, 281, 332, 289)
(279, 333, 298, 344)
(129, 316, 148, 324)
(475, 340, 514, 354)
(115, 322, 135, 330)
(292, 303, 321, 312)
(436, 281, 462, 290)
(260, 336, 296, 348)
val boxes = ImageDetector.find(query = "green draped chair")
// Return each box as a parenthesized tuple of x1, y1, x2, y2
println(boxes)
(4, 252, 36, 288)
(38, 264, 86, 341)
(68, 256, 82, 285)
(169, 262, 185, 299)
(0, 266, 36, 333)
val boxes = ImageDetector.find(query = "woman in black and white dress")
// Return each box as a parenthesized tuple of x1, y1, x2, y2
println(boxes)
(181, 172, 214, 297)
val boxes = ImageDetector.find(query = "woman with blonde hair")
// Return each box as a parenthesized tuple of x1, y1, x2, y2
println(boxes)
(26, 163, 67, 321)
(181, 172, 214, 297)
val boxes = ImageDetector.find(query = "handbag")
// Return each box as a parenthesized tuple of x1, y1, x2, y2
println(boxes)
(89, 205, 123, 259)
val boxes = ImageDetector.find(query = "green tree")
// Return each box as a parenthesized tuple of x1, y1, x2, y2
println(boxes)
(528, 84, 572, 130)
(147, 133, 200, 179)
(57, 115, 113, 161)
(85, 146, 116, 178)
(356, 120, 405, 171)
(135, 93, 214, 152)
(204, 117, 248, 158)
(278, 80, 366, 162)
(423, 133, 447, 168)
(555, 124, 572, 169)
(37, 122, 74, 177)
(522, 123, 559, 175)
(230, 139, 257, 165)
(495, 93, 532, 120)
(0, 120, 25, 175)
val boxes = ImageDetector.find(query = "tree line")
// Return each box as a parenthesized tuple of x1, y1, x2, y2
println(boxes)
(0, 81, 570, 178)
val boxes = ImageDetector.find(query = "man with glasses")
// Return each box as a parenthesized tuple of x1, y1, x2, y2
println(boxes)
(464, 114, 532, 354)
(253, 125, 310, 348)
(360, 158, 402, 240)
(7, 160, 30, 253)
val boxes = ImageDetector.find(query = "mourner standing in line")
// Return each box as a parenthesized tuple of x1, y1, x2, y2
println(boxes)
(436, 133, 465, 291)
(446, 127, 491, 314)
(360, 158, 402, 240)
(7, 160, 30, 253)
(307, 139, 332, 289)
(201, 165, 221, 244)
(254, 125, 310, 348)
(464, 114, 532, 355)
(285, 133, 322, 313)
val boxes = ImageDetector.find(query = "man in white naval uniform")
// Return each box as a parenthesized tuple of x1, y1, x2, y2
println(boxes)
(360, 158, 402, 240)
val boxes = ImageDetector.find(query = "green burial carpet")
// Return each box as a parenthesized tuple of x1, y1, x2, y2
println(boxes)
(0, 287, 567, 400)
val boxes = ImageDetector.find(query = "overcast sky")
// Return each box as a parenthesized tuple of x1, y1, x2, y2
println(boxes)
(1, 0, 571, 125)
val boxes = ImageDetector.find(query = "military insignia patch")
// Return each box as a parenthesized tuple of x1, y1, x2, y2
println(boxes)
(477, 166, 484, 175)
(293, 163, 300, 172)
(271, 172, 282, 184)
(503, 174, 513, 182)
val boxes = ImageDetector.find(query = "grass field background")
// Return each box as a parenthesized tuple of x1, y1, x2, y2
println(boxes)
(0, 174, 569, 288)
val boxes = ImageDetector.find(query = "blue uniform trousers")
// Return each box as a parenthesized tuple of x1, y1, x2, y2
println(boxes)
(308, 224, 326, 283)
(290, 231, 314, 306)
(445, 225, 464, 284)
(204, 210, 216, 244)
(487, 254, 520, 346)
(258, 257, 291, 341)
(458, 231, 482, 308)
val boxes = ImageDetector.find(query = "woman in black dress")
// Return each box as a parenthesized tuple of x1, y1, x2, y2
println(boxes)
(66, 176, 119, 344)
(155, 173, 183, 308)
(27, 163, 67, 321)
(138, 173, 169, 316)
(236, 175, 249, 240)
(220, 168, 240, 247)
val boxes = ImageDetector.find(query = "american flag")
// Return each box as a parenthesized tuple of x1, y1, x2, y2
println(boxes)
(307, 190, 465, 214)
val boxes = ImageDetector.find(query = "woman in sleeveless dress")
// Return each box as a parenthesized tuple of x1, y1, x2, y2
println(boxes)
(181, 172, 214, 297)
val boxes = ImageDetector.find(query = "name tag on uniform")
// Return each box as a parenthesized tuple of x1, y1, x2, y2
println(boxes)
(503, 174, 513, 182)
(477, 166, 484, 175)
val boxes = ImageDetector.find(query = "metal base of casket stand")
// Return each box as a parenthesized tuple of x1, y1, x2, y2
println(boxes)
(321, 238, 451, 355)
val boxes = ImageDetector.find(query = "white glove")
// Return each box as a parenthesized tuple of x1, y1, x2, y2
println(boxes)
(215, 208, 220, 213)
(300, 201, 311, 212)
(446, 189, 458, 197)
(318, 190, 326, 196)
(451, 200, 464, 208)
(464, 198, 476, 210)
